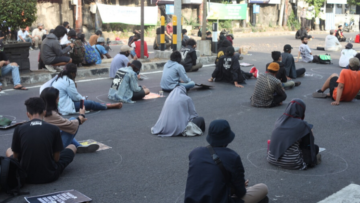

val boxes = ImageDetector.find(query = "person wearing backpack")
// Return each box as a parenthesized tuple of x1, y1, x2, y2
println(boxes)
(78, 34, 97, 66)
(67, 31, 85, 66)
(6, 97, 77, 184)
(180, 39, 203, 72)
(92, 37, 111, 64)
(184, 119, 268, 203)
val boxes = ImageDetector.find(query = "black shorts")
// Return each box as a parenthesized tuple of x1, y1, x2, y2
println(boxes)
(53, 148, 75, 181)
(50, 56, 71, 64)
(132, 88, 146, 101)
(329, 76, 339, 99)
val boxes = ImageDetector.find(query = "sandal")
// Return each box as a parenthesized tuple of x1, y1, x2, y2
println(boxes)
(14, 85, 28, 90)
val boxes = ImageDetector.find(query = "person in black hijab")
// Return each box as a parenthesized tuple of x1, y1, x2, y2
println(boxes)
(267, 99, 320, 170)
(215, 39, 232, 65)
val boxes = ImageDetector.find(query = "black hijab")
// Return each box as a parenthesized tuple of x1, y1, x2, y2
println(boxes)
(270, 99, 314, 160)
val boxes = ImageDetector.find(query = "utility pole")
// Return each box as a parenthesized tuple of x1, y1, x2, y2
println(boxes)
(74, 0, 82, 33)
(140, 0, 144, 59)
(174, 0, 182, 51)
(201, 0, 207, 40)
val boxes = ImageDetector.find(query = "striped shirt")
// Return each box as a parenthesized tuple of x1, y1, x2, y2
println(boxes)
(267, 141, 307, 170)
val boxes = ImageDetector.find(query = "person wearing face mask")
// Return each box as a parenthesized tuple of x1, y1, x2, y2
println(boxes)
(109, 45, 131, 78)
(60, 21, 71, 45)
(32, 23, 46, 50)
(108, 60, 150, 103)
(296, 36, 319, 63)
(180, 39, 203, 72)
(17, 27, 34, 50)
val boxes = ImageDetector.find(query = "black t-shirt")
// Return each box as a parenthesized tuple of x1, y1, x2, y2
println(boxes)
(212, 55, 245, 84)
(11, 119, 63, 184)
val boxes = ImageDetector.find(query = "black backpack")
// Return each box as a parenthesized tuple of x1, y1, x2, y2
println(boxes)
(0, 157, 28, 203)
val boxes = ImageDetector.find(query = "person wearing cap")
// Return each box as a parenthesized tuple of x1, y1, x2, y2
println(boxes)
(209, 46, 257, 88)
(92, 37, 111, 64)
(180, 39, 203, 72)
(109, 46, 131, 78)
(161, 51, 195, 91)
(108, 60, 149, 103)
(296, 36, 319, 63)
(267, 99, 320, 170)
(336, 25, 346, 42)
(313, 58, 360, 105)
(184, 119, 268, 203)
(89, 30, 102, 46)
(266, 51, 300, 89)
(339, 43, 357, 68)
(32, 23, 46, 50)
(151, 86, 205, 137)
(324, 30, 342, 51)
(282, 45, 306, 79)
(251, 62, 287, 108)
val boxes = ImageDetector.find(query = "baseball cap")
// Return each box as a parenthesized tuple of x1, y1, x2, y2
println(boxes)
(284, 44, 293, 52)
(120, 45, 131, 52)
(97, 37, 105, 43)
(349, 57, 360, 68)
(267, 62, 280, 72)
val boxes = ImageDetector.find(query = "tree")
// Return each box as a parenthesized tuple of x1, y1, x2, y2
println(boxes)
(304, 0, 325, 17)
(348, 0, 360, 6)
(0, 0, 37, 41)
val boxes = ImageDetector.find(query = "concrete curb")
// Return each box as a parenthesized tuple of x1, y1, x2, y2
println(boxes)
(1, 56, 217, 86)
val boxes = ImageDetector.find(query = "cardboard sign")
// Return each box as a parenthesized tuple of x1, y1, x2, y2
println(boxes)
(144, 93, 162, 100)
(25, 190, 91, 203)
(0, 121, 26, 130)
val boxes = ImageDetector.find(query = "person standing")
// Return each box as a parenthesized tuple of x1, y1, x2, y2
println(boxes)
(32, 23, 46, 50)
(300, 7, 307, 29)
(184, 119, 268, 203)
(319, 9, 326, 31)
(306, 7, 313, 29)
(311, 6, 316, 30)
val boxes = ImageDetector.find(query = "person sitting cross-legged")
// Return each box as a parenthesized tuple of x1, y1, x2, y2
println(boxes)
(160, 51, 195, 92)
(108, 60, 150, 103)
(41, 87, 100, 153)
(184, 119, 269, 203)
(6, 97, 76, 184)
(324, 30, 342, 52)
(180, 39, 203, 72)
(267, 99, 320, 170)
(251, 63, 287, 108)
(313, 57, 360, 105)
(52, 63, 122, 115)
(209, 46, 257, 88)
(151, 86, 205, 137)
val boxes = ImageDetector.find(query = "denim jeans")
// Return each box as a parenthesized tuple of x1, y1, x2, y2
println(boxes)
(60, 117, 81, 148)
(179, 81, 195, 90)
(130, 50, 136, 57)
(0, 64, 21, 86)
(73, 100, 107, 112)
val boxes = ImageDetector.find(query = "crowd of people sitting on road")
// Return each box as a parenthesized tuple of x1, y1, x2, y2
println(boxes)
(2, 20, 360, 203)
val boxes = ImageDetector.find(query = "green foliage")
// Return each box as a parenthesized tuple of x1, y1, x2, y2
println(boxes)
(0, 0, 37, 33)
(207, 20, 233, 31)
(348, 0, 360, 6)
(287, 11, 301, 30)
(269, 22, 273, 27)
(304, 0, 326, 16)
(184, 17, 199, 29)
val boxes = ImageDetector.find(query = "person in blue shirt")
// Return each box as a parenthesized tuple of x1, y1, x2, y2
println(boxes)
(92, 37, 111, 64)
(17, 27, 34, 50)
(108, 60, 150, 103)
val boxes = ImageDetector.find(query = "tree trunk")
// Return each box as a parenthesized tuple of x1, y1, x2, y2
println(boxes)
(201, 0, 207, 40)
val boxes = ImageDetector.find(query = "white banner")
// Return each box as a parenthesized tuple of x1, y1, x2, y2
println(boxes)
(248, 0, 281, 4)
(327, 0, 346, 4)
(96, 4, 158, 25)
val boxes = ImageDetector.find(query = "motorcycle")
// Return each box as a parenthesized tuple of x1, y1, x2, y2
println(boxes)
(343, 20, 354, 32)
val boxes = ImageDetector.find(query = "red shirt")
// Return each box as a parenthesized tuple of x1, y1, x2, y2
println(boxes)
(166, 23, 173, 34)
(134, 41, 149, 58)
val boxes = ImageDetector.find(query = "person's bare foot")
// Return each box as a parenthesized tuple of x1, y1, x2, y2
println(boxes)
(106, 103, 123, 109)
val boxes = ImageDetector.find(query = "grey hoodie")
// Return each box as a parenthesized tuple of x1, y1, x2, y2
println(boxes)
(160, 60, 191, 90)
(41, 33, 71, 65)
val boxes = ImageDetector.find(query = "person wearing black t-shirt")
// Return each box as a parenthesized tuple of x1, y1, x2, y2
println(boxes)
(0, 51, 27, 91)
(6, 97, 76, 184)
(266, 51, 301, 89)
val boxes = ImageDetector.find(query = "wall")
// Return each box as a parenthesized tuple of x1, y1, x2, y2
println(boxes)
(257, 4, 279, 27)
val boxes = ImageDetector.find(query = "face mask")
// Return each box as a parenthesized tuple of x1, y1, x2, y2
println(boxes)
(39, 28, 42, 31)
(303, 42, 308, 45)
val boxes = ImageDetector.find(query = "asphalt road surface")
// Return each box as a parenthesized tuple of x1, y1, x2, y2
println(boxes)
(1, 32, 360, 203)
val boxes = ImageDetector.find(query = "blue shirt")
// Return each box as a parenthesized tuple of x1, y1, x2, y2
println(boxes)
(92, 44, 108, 64)
(17, 30, 29, 41)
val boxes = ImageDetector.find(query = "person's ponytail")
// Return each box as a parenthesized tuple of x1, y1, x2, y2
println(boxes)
(56, 63, 77, 81)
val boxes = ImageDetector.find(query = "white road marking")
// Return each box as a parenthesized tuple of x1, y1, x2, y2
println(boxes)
(318, 184, 360, 203)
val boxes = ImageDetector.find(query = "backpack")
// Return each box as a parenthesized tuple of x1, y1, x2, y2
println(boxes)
(0, 156, 28, 202)
(70, 40, 85, 63)
(318, 54, 332, 64)
(84, 42, 97, 64)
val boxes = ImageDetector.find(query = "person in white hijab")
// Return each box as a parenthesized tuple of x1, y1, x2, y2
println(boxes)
(151, 86, 205, 137)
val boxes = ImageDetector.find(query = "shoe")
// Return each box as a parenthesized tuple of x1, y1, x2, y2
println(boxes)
(295, 81, 301, 86)
(45, 65, 57, 73)
(55, 66, 64, 72)
(250, 67, 259, 78)
(77, 143, 100, 153)
(312, 89, 327, 98)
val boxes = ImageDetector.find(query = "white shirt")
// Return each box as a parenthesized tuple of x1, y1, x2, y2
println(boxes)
(32, 28, 46, 38)
(325, 35, 341, 51)
(17, 30, 29, 41)
(60, 34, 69, 45)
(299, 44, 313, 63)
(339, 49, 358, 67)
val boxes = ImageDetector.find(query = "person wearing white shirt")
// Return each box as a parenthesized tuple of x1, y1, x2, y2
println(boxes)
(32, 23, 47, 50)
(60, 21, 71, 45)
(339, 43, 357, 68)
(325, 30, 342, 51)
(17, 27, 33, 50)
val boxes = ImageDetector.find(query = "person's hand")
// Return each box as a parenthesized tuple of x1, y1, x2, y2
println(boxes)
(78, 115, 87, 124)
(0, 61, 5, 67)
(234, 83, 244, 88)
(208, 77, 214, 82)
(69, 43, 74, 48)
(287, 77, 292, 80)
(245, 180, 249, 187)
(295, 60, 299, 63)
(79, 105, 86, 115)
(331, 100, 340, 105)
